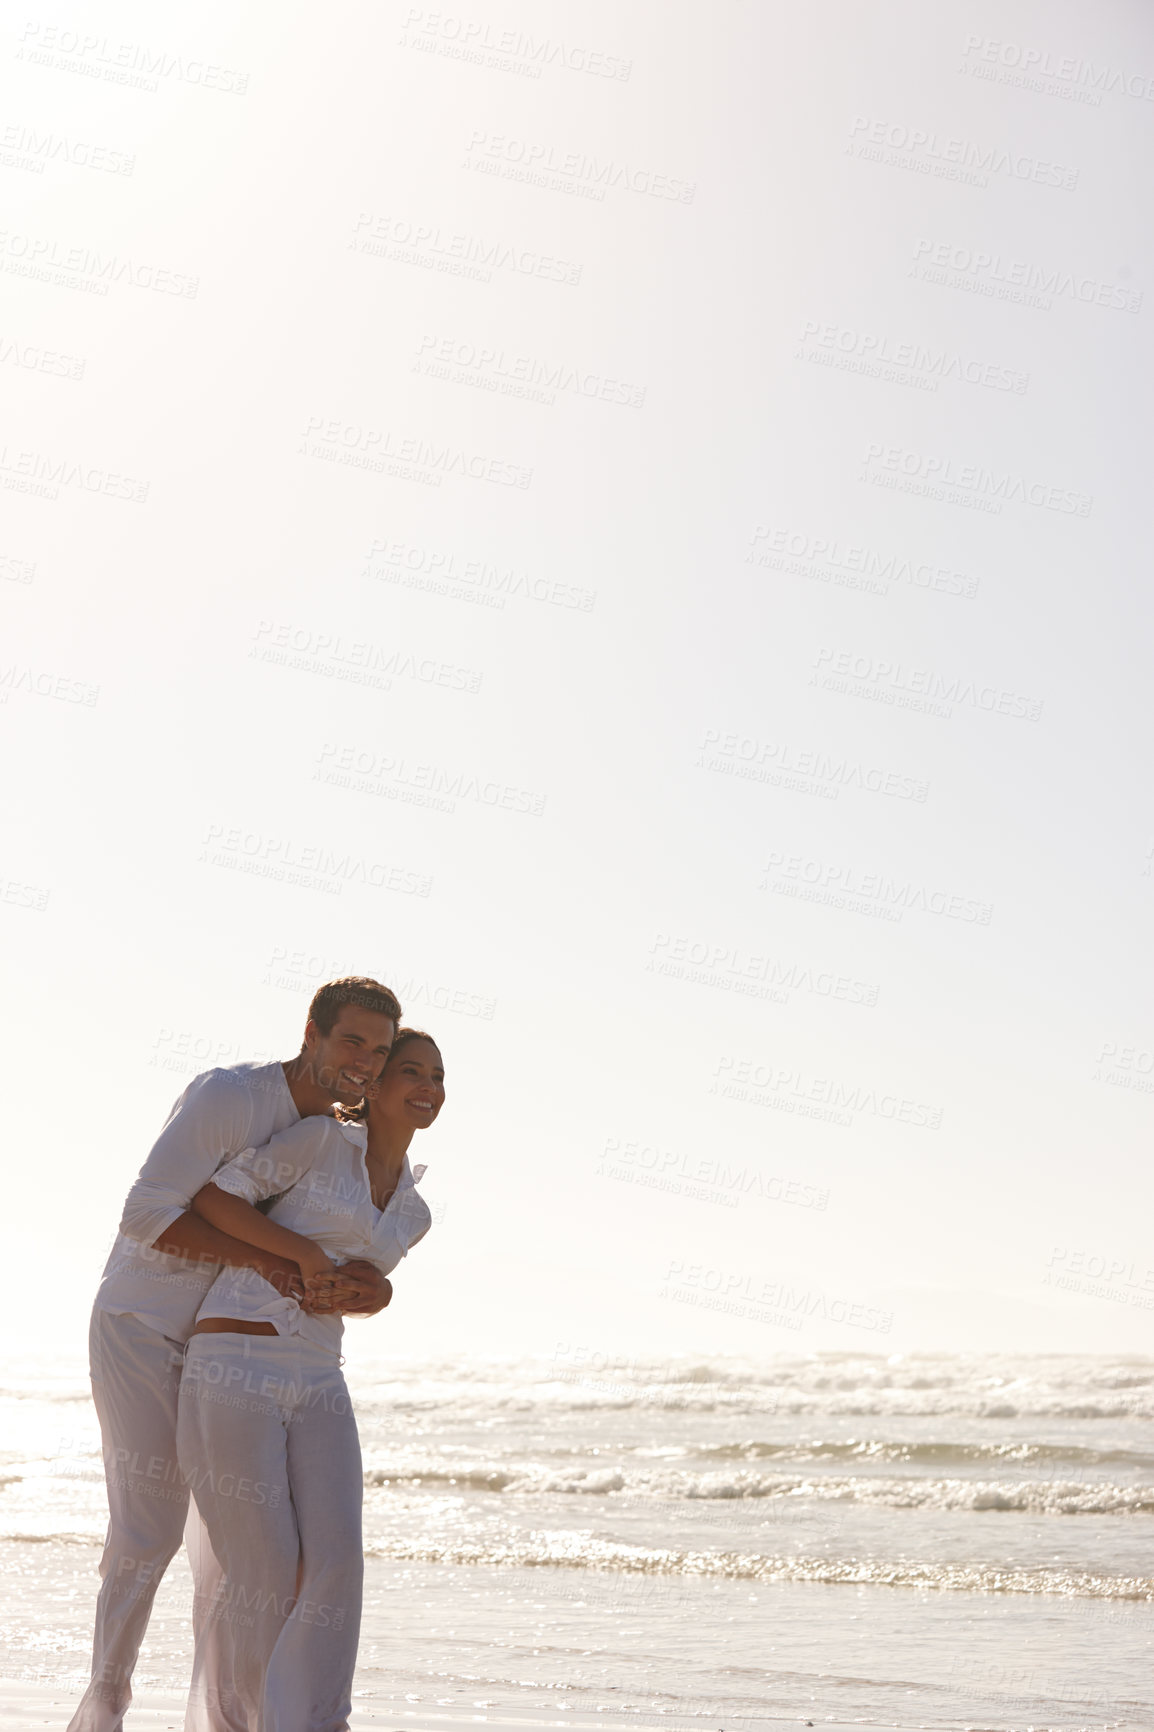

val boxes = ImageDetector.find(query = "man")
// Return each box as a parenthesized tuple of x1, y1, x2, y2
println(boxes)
(68, 977, 401, 1732)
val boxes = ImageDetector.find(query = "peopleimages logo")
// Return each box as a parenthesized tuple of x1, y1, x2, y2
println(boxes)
(697, 728, 929, 803)
(747, 524, 978, 601)
(811, 647, 1044, 721)
(795, 321, 1028, 394)
(847, 116, 1079, 189)
(760, 850, 993, 926)
(0, 228, 198, 297)
(0, 661, 100, 703)
(414, 333, 646, 408)
(199, 825, 432, 899)
(959, 34, 1154, 103)
(16, 22, 249, 95)
(351, 212, 583, 287)
(300, 415, 532, 489)
(647, 932, 879, 1007)
(314, 742, 546, 818)
(711, 1055, 943, 1130)
(261, 945, 497, 1022)
(399, 9, 632, 80)
(860, 443, 1092, 517)
(363, 536, 595, 613)
(0, 873, 50, 911)
(0, 123, 135, 176)
(1043, 1246, 1154, 1314)
(661, 1259, 894, 1334)
(1092, 1039, 1154, 1096)
(0, 336, 86, 380)
(601, 1137, 830, 1211)
(0, 444, 148, 503)
(910, 238, 1141, 313)
(250, 621, 483, 695)
(463, 131, 696, 203)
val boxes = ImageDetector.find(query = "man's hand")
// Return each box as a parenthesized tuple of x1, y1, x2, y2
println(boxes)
(341, 1260, 392, 1315)
(302, 1259, 392, 1317)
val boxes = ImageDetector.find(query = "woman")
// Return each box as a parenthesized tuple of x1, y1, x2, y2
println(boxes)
(176, 1028, 445, 1732)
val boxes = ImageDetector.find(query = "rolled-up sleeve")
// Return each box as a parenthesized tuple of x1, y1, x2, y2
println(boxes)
(210, 1119, 334, 1206)
(118, 1071, 256, 1246)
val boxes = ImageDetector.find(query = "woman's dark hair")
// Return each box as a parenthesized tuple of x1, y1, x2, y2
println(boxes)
(334, 1027, 442, 1122)
(387, 1027, 442, 1065)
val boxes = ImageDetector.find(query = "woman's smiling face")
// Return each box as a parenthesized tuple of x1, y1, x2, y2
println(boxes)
(369, 1037, 445, 1130)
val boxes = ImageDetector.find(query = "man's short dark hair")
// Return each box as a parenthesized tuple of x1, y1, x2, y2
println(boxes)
(307, 976, 402, 1034)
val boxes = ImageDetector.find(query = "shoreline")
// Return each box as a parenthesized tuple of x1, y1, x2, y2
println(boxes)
(0, 1680, 938, 1732)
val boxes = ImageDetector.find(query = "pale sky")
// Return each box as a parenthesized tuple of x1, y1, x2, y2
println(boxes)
(2, 0, 1152, 1364)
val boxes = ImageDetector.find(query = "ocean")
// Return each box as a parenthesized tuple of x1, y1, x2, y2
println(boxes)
(1, 1351, 1151, 1730)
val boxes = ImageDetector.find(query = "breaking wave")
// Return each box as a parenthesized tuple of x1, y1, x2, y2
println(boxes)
(363, 1530, 1154, 1600)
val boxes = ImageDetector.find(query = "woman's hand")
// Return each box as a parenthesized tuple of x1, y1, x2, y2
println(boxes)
(293, 1242, 337, 1285)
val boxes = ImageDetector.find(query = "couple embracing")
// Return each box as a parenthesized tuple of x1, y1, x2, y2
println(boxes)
(68, 976, 443, 1732)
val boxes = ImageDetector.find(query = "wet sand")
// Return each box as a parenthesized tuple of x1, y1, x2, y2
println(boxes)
(0, 1683, 912, 1732)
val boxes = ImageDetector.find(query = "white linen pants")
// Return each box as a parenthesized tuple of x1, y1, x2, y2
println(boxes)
(67, 1307, 228, 1732)
(177, 1333, 364, 1732)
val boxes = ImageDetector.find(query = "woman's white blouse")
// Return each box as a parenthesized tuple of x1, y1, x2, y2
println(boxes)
(195, 1114, 431, 1353)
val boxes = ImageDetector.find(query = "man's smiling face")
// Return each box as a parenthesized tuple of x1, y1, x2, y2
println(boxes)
(303, 1005, 396, 1105)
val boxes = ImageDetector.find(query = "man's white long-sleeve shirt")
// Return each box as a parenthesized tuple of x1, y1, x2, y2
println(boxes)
(96, 1062, 301, 1342)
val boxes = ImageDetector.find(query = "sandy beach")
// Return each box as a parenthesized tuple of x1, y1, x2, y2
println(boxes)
(1, 1680, 443, 1730)
(1, 1681, 912, 1732)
